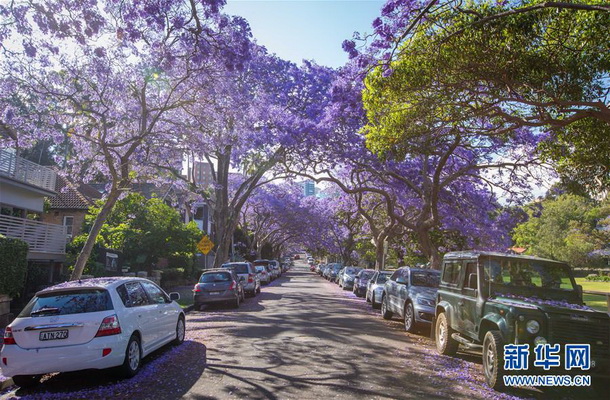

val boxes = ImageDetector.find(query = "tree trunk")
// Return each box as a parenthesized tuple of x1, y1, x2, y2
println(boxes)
(374, 236, 387, 270)
(417, 228, 441, 269)
(70, 189, 121, 280)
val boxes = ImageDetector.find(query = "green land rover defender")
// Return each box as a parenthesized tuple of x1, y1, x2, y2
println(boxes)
(433, 251, 609, 393)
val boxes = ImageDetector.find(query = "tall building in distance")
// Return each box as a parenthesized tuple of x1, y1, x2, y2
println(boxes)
(299, 180, 317, 197)
(188, 161, 214, 188)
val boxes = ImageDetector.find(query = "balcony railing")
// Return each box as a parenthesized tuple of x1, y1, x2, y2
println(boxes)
(0, 215, 66, 255)
(0, 149, 56, 192)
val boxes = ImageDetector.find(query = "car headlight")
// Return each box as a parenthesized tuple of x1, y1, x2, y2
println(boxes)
(417, 298, 435, 307)
(526, 320, 540, 334)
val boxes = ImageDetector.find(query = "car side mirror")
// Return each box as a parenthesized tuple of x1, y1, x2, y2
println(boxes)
(468, 273, 477, 290)
(169, 292, 180, 301)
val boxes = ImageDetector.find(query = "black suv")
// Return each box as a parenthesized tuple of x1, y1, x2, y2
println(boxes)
(434, 251, 609, 392)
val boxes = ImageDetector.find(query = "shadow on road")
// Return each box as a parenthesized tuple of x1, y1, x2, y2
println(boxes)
(9, 340, 208, 400)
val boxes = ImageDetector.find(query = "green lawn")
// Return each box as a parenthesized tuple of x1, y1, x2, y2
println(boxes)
(575, 278, 610, 312)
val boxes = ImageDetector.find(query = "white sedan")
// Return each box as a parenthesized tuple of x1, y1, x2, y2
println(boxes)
(1, 277, 185, 388)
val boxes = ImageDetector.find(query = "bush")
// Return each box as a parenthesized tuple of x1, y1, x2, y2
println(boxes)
(585, 274, 610, 282)
(0, 235, 29, 297)
(160, 268, 186, 289)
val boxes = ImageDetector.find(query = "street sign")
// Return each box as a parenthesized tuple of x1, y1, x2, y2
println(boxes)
(197, 235, 214, 255)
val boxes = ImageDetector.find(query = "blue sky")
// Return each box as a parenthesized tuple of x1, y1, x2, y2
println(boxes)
(224, 0, 385, 68)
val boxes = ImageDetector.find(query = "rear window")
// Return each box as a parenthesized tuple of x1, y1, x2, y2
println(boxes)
(223, 264, 249, 274)
(18, 289, 113, 318)
(255, 266, 266, 272)
(200, 272, 232, 283)
(253, 261, 270, 267)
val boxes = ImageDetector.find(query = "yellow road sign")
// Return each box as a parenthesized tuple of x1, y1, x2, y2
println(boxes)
(197, 235, 214, 255)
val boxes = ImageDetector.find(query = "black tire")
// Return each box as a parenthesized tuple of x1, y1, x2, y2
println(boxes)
(256, 285, 261, 294)
(371, 293, 380, 308)
(12, 375, 42, 388)
(366, 292, 371, 303)
(194, 302, 201, 311)
(404, 301, 417, 332)
(118, 335, 142, 378)
(435, 312, 459, 356)
(381, 296, 393, 320)
(232, 295, 240, 309)
(173, 315, 185, 345)
(482, 330, 505, 391)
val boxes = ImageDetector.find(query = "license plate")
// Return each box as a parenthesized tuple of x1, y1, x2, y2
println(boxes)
(40, 330, 69, 341)
(209, 291, 221, 295)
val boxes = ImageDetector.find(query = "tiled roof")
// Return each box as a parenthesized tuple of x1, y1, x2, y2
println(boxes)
(48, 175, 102, 210)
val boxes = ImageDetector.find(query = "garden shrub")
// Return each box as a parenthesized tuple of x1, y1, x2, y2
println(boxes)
(0, 235, 29, 298)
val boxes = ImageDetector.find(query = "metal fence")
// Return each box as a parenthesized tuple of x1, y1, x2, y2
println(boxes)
(0, 214, 66, 255)
(0, 149, 56, 192)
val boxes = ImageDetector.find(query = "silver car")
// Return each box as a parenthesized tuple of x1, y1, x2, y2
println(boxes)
(254, 260, 275, 281)
(221, 262, 261, 297)
(193, 269, 245, 309)
(353, 269, 375, 297)
(366, 271, 392, 308)
(338, 267, 363, 290)
(254, 264, 271, 285)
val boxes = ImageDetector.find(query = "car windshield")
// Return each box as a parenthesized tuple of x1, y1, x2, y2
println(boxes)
(223, 264, 249, 274)
(411, 271, 440, 288)
(359, 271, 374, 279)
(18, 289, 113, 318)
(200, 273, 232, 283)
(484, 257, 576, 294)
(333, 265, 342, 271)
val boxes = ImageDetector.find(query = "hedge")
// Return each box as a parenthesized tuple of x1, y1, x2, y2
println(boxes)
(0, 235, 29, 297)
(585, 274, 610, 282)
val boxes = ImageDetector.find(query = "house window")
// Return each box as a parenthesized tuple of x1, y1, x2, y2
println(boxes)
(63, 216, 74, 237)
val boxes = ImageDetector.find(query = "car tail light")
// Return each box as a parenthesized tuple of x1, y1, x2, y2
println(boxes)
(193, 284, 201, 293)
(248, 274, 254, 283)
(228, 281, 236, 291)
(95, 315, 122, 337)
(3, 327, 16, 345)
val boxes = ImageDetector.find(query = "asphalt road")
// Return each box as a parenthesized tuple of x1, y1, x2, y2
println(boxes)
(2, 261, 602, 399)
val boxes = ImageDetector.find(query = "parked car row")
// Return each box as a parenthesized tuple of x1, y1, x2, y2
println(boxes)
(194, 259, 290, 310)
(312, 252, 610, 394)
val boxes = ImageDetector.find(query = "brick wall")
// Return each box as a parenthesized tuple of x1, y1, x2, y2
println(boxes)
(41, 209, 88, 239)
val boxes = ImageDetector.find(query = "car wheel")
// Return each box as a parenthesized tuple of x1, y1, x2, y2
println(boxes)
(118, 335, 142, 378)
(404, 302, 416, 332)
(366, 292, 371, 303)
(482, 330, 505, 390)
(435, 312, 458, 356)
(257, 285, 261, 294)
(173, 315, 186, 345)
(381, 296, 393, 319)
(12, 375, 42, 388)
(372, 293, 379, 308)
(232, 295, 240, 309)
